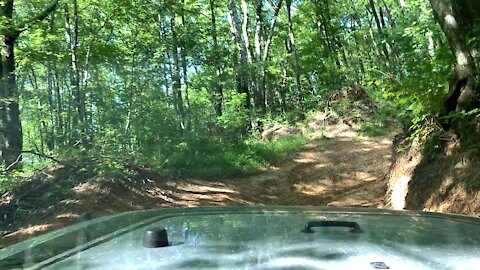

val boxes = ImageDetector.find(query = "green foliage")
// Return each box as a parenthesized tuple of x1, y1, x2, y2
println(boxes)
(359, 121, 390, 137)
(217, 93, 249, 137)
(137, 134, 308, 179)
(359, 100, 398, 137)
(0, 171, 28, 194)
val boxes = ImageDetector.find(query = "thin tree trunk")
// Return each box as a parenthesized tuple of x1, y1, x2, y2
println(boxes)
(254, 0, 266, 110)
(124, 51, 136, 139)
(261, 0, 283, 112)
(170, 15, 186, 130)
(53, 68, 64, 145)
(280, 61, 288, 113)
(31, 76, 46, 153)
(286, 0, 304, 115)
(65, 1, 86, 143)
(314, 0, 341, 69)
(241, 0, 259, 109)
(180, 5, 191, 130)
(369, 0, 390, 65)
(227, 0, 250, 108)
(209, 0, 224, 117)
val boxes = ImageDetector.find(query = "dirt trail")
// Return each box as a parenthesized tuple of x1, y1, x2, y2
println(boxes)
(1, 130, 395, 247)
(233, 135, 393, 207)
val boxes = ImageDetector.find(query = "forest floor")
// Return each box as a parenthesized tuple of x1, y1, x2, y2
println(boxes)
(0, 121, 397, 248)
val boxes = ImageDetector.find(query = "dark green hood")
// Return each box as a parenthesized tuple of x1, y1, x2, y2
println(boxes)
(1, 206, 480, 269)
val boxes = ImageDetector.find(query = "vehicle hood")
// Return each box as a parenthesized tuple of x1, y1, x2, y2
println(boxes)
(1, 206, 480, 269)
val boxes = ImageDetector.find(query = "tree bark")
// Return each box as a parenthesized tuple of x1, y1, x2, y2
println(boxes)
(261, 0, 283, 112)
(170, 15, 186, 130)
(227, 0, 250, 108)
(241, 0, 260, 109)
(254, 0, 265, 110)
(286, 0, 304, 115)
(369, 0, 390, 65)
(313, 0, 341, 69)
(451, 0, 480, 31)
(0, 34, 22, 167)
(65, 1, 86, 143)
(209, 0, 224, 117)
(180, 4, 191, 130)
(430, 0, 479, 113)
(0, 0, 58, 167)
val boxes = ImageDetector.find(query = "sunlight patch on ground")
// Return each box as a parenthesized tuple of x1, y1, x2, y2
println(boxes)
(349, 171, 377, 182)
(4, 224, 55, 238)
(264, 166, 281, 171)
(73, 182, 109, 195)
(56, 213, 79, 219)
(59, 199, 81, 205)
(314, 164, 326, 169)
(175, 183, 238, 194)
(328, 198, 373, 207)
(293, 158, 316, 163)
(146, 187, 175, 201)
(146, 185, 253, 207)
(293, 151, 318, 163)
(381, 139, 393, 145)
(293, 182, 328, 195)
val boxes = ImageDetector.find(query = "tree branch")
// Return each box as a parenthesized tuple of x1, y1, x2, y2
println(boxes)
(262, 0, 283, 63)
(15, 0, 59, 36)
(5, 154, 23, 172)
(22, 150, 63, 164)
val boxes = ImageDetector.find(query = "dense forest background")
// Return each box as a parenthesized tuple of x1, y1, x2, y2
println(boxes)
(0, 0, 479, 189)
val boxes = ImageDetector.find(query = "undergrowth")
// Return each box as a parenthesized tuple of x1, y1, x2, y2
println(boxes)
(141, 135, 309, 179)
(0, 133, 309, 194)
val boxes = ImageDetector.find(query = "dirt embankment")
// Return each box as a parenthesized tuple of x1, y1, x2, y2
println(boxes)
(384, 131, 480, 217)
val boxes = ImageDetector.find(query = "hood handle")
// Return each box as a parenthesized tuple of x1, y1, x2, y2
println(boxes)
(301, 221, 363, 233)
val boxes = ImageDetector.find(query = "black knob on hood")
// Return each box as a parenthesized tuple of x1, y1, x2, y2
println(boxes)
(143, 227, 169, 248)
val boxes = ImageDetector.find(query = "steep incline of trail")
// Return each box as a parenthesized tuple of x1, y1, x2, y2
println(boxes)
(232, 135, 393, 207)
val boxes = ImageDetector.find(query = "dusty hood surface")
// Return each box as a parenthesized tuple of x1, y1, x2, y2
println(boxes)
(1, 206, 480, 269)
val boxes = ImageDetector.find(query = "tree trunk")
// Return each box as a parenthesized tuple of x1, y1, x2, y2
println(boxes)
(0, 1, 21, 167)
(124, 51, 136, 139)
(227, 0, 250, 108)
(280, 61, 288, 113)
(65, 1, 86, 143)
(180, 5, 191, 130)
(209, 0, 224, 117)
(261, 0, 283, 112)
(0, 35, 22, 167)
(430, 0, 479, 113)
(451, 0, 480, 31)
(286, 0, 304, 115)
(170, 15, 186, 130)
(254, 0, 266, 110)
(314, 0, 341, 69)
(241, 0, 259, 109)
(0, 0, 58, 167)
(369, 0, 390, 65)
